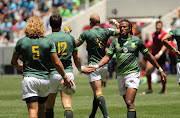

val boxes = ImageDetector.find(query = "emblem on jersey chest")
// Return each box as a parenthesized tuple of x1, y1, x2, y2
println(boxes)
(123, 47, 128, 53)
(131, 43, 136, 48)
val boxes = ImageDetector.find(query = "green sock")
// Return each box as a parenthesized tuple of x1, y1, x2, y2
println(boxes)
(97, 94, 108, 117)
(89, 97, 99, 118)
(64, 107, 73, 118)
(127, 108, 136, 118)
(45, 109, 54, 118)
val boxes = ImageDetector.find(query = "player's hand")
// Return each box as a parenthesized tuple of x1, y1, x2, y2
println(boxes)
(64, 77, 73, 88)
(18, 63, 23, 72)
(109, 19, 117, 25)
(82, 66, 95, 74)
(154, 54, 161, 60)
(160, 71, 167, 83)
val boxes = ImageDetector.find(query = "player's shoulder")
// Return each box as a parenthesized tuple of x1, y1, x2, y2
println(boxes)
(17, 36, 30, 44)
(131, 35, 141, 41)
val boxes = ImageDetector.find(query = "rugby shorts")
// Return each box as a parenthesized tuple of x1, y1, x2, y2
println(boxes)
(117, 72, 140, 96)
(22, 76, 49, 100)
(49, 72, 74, 93)
(88, 65, 107, 82)
(176, 62, 180, 83)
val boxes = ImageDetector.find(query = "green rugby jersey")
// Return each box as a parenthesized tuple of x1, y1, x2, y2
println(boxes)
(77, 27, 116, 65)
(107, 35, 148, 76)
(169, 27, 180, 62)
(47, 31, 77, 74)
(14, 36, 56, 79)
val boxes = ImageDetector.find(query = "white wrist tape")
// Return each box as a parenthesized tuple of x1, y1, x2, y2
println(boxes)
(158, 67, 163, 72)
(158, 50, 163, 56)
(94, 65, 99, 69)
(78, 66, 84, 72)
(112, 19, 118, 24)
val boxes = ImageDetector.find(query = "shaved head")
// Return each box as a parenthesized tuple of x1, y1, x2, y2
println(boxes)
(90, 14, 100, 26)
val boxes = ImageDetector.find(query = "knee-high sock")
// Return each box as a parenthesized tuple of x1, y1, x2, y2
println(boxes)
(127, 108, 136, 118)
(161, 76, 166, 91)
(89, 97, 99, 118)
(146, 74, 152, 89)
(97, 94, 108, 117)
(45, 109, 54, 118)
(64, 107, 73, 118)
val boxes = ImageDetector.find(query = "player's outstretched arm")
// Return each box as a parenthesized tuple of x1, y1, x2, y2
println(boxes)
(109, 19, 120, 35)
(11, 54, 23, 72)
(72, 51, 95, 74)
(90, 54, 112, 71)
(162, 34, 180, 56)
(154, 45, 167, 60)
(50, 53, 73, 87)
(76, 40, 82, 47)
(144, 52, 167, 82)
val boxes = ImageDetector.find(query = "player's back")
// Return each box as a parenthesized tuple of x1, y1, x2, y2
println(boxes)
(47, 31, 76, 72)
(81, 27, 114, 64)
(16, 36, 54, 79)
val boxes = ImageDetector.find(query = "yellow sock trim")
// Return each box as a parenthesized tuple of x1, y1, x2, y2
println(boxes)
(64, 107, 73, 111)
(128, 108, 136, 111)
(96, 94, 103, 99)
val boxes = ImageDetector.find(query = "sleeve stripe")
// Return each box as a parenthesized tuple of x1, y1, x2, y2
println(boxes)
(50, 49, 56, 53)
(73, 47, 78, 51)
(14, 51, 20, 55)
(113, 29, 116, 36)
(169, 32, 173, 35)
(142, 48, 148, 53)
(107, 50, 113, 54)
(78, 37, 83, 42)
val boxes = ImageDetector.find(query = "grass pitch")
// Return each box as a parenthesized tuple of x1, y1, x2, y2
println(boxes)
(0, 74, 180, 118)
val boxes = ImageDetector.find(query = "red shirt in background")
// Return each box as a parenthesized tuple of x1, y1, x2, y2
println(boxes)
(152, 30, 166, 56)
(143, 40, 153, 52)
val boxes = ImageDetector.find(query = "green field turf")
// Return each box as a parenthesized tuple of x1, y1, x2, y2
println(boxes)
(0, 74, 180, 118)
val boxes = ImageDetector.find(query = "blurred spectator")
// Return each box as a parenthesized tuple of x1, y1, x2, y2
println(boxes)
(38, 1, 51, 17)
(64, 0, 75, 12)
(16, 17, 26, 38)
(132, 23, 142, 38)
(20, 0, 35, 18)
(8, 0, 17, 19)
(59, 3, 72, 18)
(11, 18, 17, 31)
(52, 0, 63, 8)
(0, 17, 13, 43)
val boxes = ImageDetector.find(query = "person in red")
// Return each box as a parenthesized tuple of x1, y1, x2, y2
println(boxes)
(144, 21, 167, 94)
(141, 33, 153, 77)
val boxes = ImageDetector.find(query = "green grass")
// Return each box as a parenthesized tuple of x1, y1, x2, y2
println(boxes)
(0, 74, 180, 118)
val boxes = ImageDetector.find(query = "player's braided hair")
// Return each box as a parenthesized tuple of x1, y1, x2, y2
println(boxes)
(120, 19, 133, 35)
(25, 16, 44, 38)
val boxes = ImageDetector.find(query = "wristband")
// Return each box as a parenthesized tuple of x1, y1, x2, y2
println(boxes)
(158, 50, 163, 56)
(172, 47, 177, 53)
(62, 75, 68, 80)
(112, 19, 118, 24)
(78, 66, 84, 72)
(158, 67, 163, 72)
(94, 64, 99, 69)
